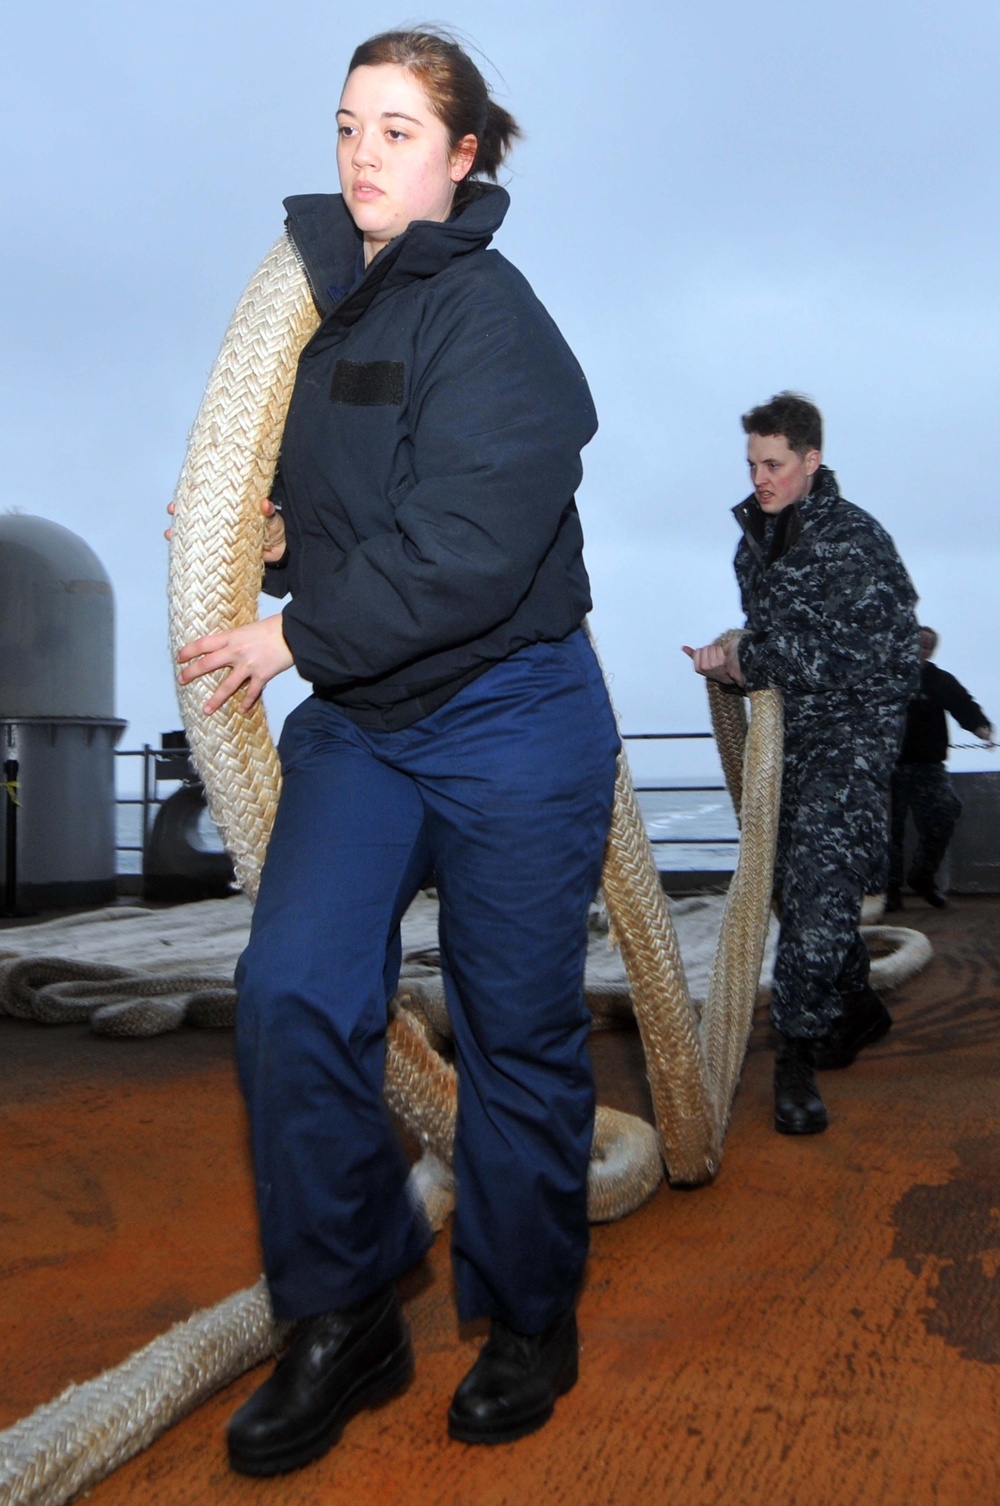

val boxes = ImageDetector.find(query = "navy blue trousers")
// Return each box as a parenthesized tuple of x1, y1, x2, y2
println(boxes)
(235, 630, 620, 1330)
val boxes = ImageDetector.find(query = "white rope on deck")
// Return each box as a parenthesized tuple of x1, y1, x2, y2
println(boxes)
(0, 1284, 283, 1506)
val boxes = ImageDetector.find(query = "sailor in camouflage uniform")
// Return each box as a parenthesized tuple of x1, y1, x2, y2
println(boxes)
(686, 393, 919, 1135)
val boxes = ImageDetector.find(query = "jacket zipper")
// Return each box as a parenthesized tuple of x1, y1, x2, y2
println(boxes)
(285, 225, 323, 311)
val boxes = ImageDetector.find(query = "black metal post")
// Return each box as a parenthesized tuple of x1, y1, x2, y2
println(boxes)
(3, 758, 18, 918)
(141, 743, 154, 877)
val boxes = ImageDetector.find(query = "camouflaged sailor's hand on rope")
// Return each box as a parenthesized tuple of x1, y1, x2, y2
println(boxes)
(683, 631, 745, 687)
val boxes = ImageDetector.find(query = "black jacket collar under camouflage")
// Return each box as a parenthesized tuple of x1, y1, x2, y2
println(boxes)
(733, 466, 920, 776)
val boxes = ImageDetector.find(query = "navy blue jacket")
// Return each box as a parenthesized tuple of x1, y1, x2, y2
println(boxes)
(898, 661, 990, 764)
(263, 185, 598, 730)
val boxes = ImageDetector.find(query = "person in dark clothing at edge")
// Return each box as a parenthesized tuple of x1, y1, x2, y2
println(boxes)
(175, 30, 620, 1476)
(887, 626, 994, 910)
(684, 393, 919, 1137)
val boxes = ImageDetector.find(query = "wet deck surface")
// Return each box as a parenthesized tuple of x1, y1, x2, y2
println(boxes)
(2, 897, 998, 1505)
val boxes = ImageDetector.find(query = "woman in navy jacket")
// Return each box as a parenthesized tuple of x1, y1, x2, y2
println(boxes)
(178, 29, 619, 1475)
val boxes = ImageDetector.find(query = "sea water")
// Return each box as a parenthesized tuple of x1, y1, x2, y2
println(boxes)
(634, 776, 738, 872)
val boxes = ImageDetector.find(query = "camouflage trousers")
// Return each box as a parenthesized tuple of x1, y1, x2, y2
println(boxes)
(888, 761, 962, 889)
(771, 760, 890, 1040)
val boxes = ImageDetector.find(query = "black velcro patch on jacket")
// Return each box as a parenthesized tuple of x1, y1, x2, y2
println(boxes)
(330, 360, 404, 406)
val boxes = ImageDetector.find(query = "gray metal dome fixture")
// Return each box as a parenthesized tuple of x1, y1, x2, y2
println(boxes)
(0, 513, 115, 718)
(0, 514, 125, 912)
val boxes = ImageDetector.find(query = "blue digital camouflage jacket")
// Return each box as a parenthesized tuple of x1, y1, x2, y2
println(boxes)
(733, 467, 920, 781)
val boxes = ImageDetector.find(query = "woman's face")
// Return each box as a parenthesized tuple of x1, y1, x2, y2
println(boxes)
(337, 64, 476, 262)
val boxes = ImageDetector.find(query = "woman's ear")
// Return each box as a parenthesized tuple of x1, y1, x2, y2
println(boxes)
(450, 134, 477, 183)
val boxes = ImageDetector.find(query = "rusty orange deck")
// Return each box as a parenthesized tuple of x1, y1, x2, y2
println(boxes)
(2, 898, 998, 1505)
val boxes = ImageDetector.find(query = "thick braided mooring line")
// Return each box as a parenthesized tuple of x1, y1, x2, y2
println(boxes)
(705, 665, 933, 999)
(0, 1284, 282, 1506)
(702, 682, 783, 1148)
(168, 234, 319, 901)
(863, 924, 933, 988)
(383, 1009, 661, 1223)
(597, 613, 795, 1182)
(596, 658, 783, 1185)
(708, 674, 748, 818)
(600, 755, 715, 1182)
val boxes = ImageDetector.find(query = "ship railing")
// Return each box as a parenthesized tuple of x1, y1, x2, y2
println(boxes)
(621, 732, 738, 853)
(114, 743, 196, 878)
(113, 732, 738, 882)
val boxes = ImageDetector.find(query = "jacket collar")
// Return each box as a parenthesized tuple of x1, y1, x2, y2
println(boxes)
(732, 465, 840, 565)
(283, 183, 509, 324)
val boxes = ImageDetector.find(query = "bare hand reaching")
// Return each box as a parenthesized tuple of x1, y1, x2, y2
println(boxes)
(177, 615, 294, 714)
(682, 635, 745, 686)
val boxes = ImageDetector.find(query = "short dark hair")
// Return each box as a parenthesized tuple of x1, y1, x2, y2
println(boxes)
(741, 392, 822, 456)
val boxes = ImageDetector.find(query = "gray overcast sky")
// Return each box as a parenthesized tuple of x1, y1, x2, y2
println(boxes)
(3, 0, 997, 777)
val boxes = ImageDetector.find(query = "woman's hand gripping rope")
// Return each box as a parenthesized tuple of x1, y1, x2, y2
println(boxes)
(168, 494, 293, 714)
(165, 495, 287, 564)
(177, 615, 294, 715)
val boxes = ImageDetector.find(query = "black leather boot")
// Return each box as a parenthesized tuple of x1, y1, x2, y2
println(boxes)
(447, 1308, 578, 1444)
(810, 983, 892, 1070)
(774, 1035, 828, 1135)
(884, 884, 903, 912)
(227, 1285, 413, 1476)
(907, 866, 947, 908)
